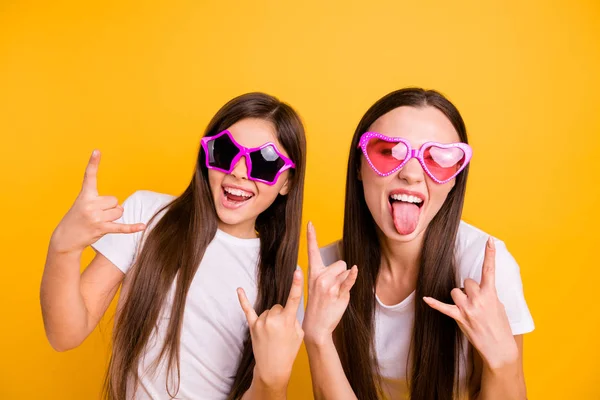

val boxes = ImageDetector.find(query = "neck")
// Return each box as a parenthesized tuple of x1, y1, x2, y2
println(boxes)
(218, 219, 258, 239)
(378, 228, 426, 284)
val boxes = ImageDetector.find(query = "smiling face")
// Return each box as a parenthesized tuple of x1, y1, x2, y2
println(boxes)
(360, 106, 462, 242)
(207, 117, 291, 238)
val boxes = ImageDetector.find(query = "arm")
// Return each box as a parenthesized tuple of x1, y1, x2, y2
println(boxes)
(305, 336, 357, 400)
(303, 222, 358, 400)
(238, 269, 306, 400)
(40, 150, 145, 351)
(424, 238, 527, 400)
(469, 335, 526, 400)
(240, 376, 286, 400)
(41, 250, 124, 351)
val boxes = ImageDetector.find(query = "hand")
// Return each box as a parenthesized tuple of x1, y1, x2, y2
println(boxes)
(423, 237, 518, 370)
(237, 269, 305, 390)
(302, 222, 358, 345)
(50, 150, 146, 254)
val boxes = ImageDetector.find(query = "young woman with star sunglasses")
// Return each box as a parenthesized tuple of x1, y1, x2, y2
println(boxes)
(40, 92, 306, 400)
(303, 88, 534, 400)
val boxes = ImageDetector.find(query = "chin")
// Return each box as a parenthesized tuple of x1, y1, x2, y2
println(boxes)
(216, 210, 246, 226)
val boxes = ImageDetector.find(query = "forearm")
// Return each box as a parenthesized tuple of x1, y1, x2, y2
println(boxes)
(40, 243, 91, 351)
(305, 336, 357, 400)
(475, 361, 526, 400)
(241, 370, 288, 400)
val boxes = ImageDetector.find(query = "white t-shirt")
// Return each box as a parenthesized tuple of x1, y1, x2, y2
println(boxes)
(320, 221, 535, 400)
(92, 190, 304, 400)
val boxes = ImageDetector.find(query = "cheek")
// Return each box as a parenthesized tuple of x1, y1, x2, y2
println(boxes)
(254, 183, 282, 207)
(360, 174, 393, 218)
(425, 179, 455, 215)
(360, 158, 382, 190)
(207, 170, 224, 192)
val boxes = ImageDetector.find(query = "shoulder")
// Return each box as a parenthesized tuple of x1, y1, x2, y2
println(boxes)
(456, 222, 534, 334)
(455, 221, 519, 283)
(319, 240, 342, 265)
(122, 190, 176, 225)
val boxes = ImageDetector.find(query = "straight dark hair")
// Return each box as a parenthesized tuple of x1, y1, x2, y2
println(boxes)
(336, 88, 469, 400)
(103, 92, 306, 400)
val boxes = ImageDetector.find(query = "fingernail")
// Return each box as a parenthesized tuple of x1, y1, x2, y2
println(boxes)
(423, 296, 431, 301)
(294, 270, 302, 279)
(487, 237, 495, 249)
(92, 149, 99, 156)
(308, 221, 313, 230)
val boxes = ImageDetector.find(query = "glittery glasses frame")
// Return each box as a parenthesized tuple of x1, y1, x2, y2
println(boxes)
(357, 132, 473, 184)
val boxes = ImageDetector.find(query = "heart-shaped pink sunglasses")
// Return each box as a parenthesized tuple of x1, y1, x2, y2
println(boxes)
(358, 132, 473, 184)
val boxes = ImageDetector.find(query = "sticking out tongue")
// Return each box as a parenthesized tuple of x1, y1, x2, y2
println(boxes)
(391, 202, 420, 235)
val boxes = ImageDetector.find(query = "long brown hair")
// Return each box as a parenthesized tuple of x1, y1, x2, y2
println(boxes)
(337, 88, 470, 400)
(104, 92, 306, 400)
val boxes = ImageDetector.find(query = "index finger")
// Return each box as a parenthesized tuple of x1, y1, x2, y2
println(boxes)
(480, 237, 497, 291)
(82, 150, 100, 196)
(284, 269, 304, 317)
(237, 288, 258, 326)
(307, 221, 325, 275)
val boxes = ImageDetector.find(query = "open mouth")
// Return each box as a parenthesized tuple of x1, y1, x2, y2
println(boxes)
(388, 192, 425, 235)
(223, 186, 255, 205)
(388, 193, 424, 209)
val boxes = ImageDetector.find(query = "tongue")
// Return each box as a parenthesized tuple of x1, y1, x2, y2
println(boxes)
(226, 193, 250, 202)
(391, 202, 420, 235)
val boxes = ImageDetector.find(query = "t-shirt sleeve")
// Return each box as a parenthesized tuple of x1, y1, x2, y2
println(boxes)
(494, 241, 535, 335)
(319, 241, 342, 266)
(297, 292, 305, 324)
(465, 240, 535, 335)
(295, 265, 306, 324)
(91, 191, 150, 274)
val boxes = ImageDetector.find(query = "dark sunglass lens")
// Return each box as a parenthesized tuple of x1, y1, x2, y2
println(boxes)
(249, 145, 286, 183)
(207, 134, 239, 170)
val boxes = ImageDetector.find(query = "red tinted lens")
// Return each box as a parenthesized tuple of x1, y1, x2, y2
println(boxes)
(365, 138, 408, 174)
(423, 145, 465, 181)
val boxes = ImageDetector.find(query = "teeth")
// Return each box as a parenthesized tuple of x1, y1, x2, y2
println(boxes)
(224, 187, 253, 198)
(390, 193, 423, 204)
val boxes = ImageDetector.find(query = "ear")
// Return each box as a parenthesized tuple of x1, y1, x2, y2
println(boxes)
(278, 178, 290, 196)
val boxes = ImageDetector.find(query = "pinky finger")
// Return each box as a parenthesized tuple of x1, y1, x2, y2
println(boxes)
(104, 222, 146, 234)
(423, 297, 462, 321)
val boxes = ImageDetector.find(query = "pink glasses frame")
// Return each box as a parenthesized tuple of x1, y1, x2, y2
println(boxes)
(357, 131, 473, 184)
(200, 130, 296, 186)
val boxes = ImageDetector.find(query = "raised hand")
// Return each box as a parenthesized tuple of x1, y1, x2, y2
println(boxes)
(50, 150, 146, 254)
(423, 237, 518, 369)
(302, 222, 358, 344)
(237, 269, 305, 390)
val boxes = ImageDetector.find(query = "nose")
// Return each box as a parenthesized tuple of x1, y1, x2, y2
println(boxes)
(230, 156, 249, 180)
(397, 157, 425, 184)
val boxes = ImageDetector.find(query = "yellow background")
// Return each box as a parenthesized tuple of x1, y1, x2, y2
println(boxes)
(1, 1, 598, 399)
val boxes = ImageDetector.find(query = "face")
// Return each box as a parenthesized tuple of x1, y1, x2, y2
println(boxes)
(360, 106, 461, 242)
(207, 118, 291, 237)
